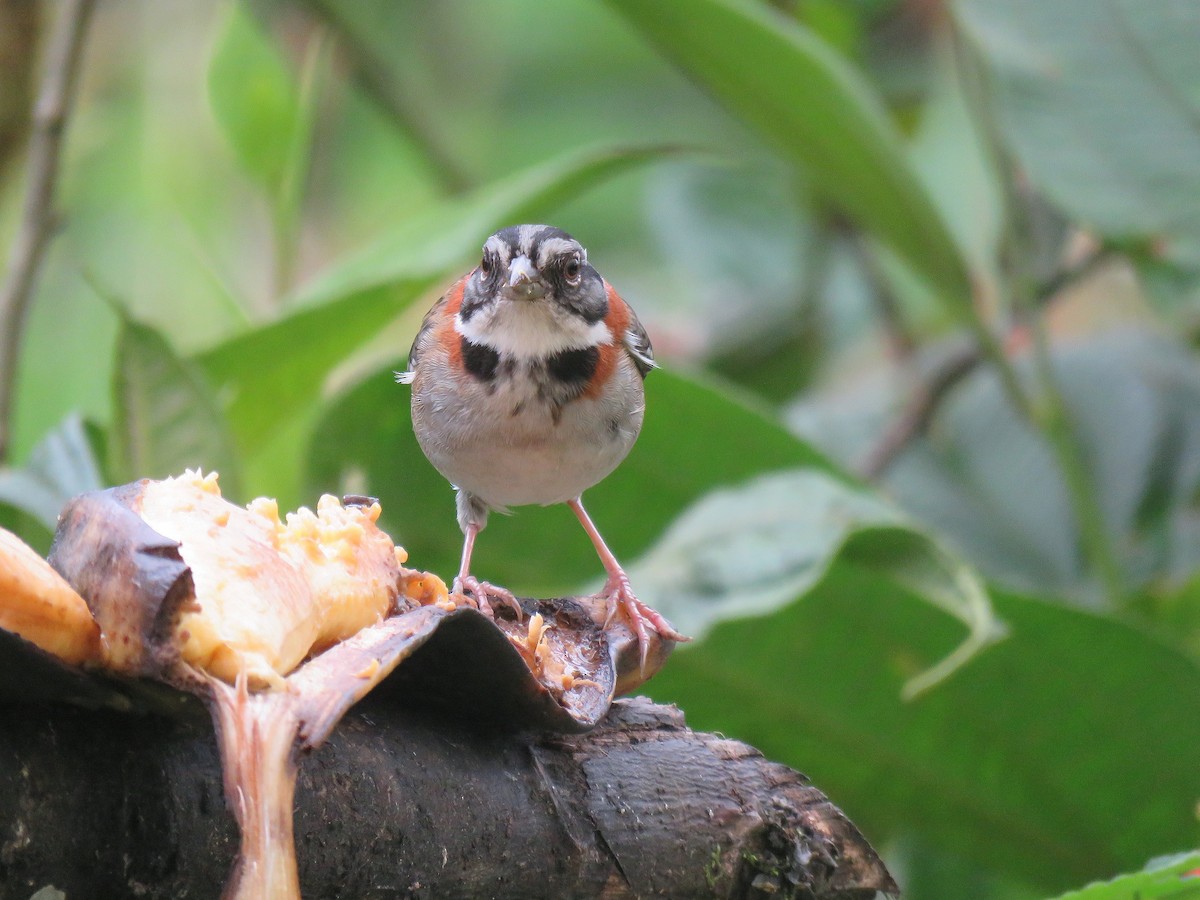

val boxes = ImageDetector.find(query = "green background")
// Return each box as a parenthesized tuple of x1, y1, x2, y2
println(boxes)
(2, 1, 1199, 897)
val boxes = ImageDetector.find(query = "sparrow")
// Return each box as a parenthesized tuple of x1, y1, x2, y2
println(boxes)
(396, 224, 687, 665)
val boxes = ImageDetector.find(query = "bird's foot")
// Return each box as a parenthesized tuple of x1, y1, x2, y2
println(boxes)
(453, 575, 524, 622)
(595, 573, 689, 671)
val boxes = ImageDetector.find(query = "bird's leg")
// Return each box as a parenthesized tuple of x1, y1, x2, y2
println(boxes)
(451, 523, 523, 621)
(567, 498, 688, 669)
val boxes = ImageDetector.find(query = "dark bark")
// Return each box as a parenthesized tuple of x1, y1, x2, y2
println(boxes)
(0, 695, 896, 899)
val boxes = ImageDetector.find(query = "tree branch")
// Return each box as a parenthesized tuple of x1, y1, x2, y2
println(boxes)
(0, 1, 40, 175)
(857, 340, 979, 480)
(858, 244, 1119, 480)
(0, 696, 896, 899)
(0, 0, 96, 464)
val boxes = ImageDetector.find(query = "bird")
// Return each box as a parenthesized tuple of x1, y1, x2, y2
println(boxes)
(396, 224, 686, 665)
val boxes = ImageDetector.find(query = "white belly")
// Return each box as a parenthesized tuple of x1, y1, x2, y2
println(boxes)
(412, 366, 644, 509)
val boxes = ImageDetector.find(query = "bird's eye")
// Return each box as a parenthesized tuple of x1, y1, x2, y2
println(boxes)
(480, 255, 493, 277)
(564, 255, 582, 285)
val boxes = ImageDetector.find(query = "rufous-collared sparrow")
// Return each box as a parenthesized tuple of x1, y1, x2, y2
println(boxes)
(397, 224, 687, 664)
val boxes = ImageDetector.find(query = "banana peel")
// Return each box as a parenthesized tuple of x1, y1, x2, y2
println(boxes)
(0, 524, 100, 666)
(1, 471, 677, 899)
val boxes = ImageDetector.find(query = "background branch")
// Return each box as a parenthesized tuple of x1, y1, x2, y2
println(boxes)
(0, 0, 96, 464)
(858, 339, 979, 479)
(0, 1, 39, 176)
(858, 244, 1118, 480)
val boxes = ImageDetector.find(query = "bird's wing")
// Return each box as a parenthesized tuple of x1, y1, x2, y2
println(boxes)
(394, 279, 463, 385)
(621, 305, 656, 378)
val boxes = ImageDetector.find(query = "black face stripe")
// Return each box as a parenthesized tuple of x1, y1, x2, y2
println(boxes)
(461, 338, 500, 381)
(458, 272, 491, 322)
(566, 268, 608, 323)
(547, 346, 599, 384)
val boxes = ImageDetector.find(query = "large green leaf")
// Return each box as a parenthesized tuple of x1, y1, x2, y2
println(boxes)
(908, 41, 1005, 287)
(1047, 852, 1200, 900)
(0, 415, 105, 556)
(956, 0, 1200, 268)
(888, 835, 1044, 900)
(0, 415, 105, 533)
(629, 469, 1004, 696)
(195, 281, 432, 453)
(603, 0, 972, 305)
(305, 367, 835, 594)
(291, 142, 673, 309)
(642, 160, 833, 397)
(111, 318, 242, 495)
(882, 332, 1200, 605)
(647, 572, 1200, 894)
(195, 144, 670, 453)
(791, 330, 1200, 608)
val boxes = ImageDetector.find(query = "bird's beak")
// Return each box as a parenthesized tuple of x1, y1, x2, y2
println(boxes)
(505, 255, 544, 299)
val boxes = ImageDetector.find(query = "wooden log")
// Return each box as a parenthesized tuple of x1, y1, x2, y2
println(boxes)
(0, 695, 896, 899)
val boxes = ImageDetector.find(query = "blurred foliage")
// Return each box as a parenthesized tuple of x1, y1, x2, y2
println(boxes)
(1, 0, 1199, 897)
(1045, 852, 1200, 900)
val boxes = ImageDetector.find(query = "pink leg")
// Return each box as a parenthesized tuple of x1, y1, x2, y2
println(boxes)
(567, 498, 687, 669)
(452, 524, 523, 621)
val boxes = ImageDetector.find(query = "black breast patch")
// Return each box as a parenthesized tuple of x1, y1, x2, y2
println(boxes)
(461, 338, 500, 381)
(547, 346, 599, 384)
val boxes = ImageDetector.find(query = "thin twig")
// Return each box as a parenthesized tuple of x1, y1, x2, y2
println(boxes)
(0, 0, 97, 463)
(1023, 244, 1117, 313)
(858, 243, 1116, 480)
(858, 341, 978, 479)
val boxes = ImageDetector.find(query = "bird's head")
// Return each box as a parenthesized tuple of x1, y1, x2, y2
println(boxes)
(455, 226, 611, 355)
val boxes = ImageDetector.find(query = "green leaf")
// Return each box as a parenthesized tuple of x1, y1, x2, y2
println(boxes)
(628, 469, 1004, 696)
(909, 42, 1005, 281)
(603, 0, 972, 305)
(306, 367, 836, 595)
(643, 160, 828, 393)
(1047, 852, 1200, 900)
(195, 143, 670, 456)
(196, 281, 433, 454)
(0, 414, 105, 531)
(1135, 574, 1200, 661)
(292, 142, 675, 308)
(111, 317, 242, 495)
(207, 3, 305, 195)
(956, 0, 1200, 267)
(890, 835, 1045, 900)
(880, 331, 1200, 604)
(647, 575, 1200, 893)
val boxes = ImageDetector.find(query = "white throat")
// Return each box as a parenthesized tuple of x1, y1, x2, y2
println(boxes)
(455, 300, 611, 358)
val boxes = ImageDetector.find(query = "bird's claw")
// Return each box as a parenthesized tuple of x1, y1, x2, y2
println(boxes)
(596, 574, 688, 672)
(453, 575, 524, 622)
